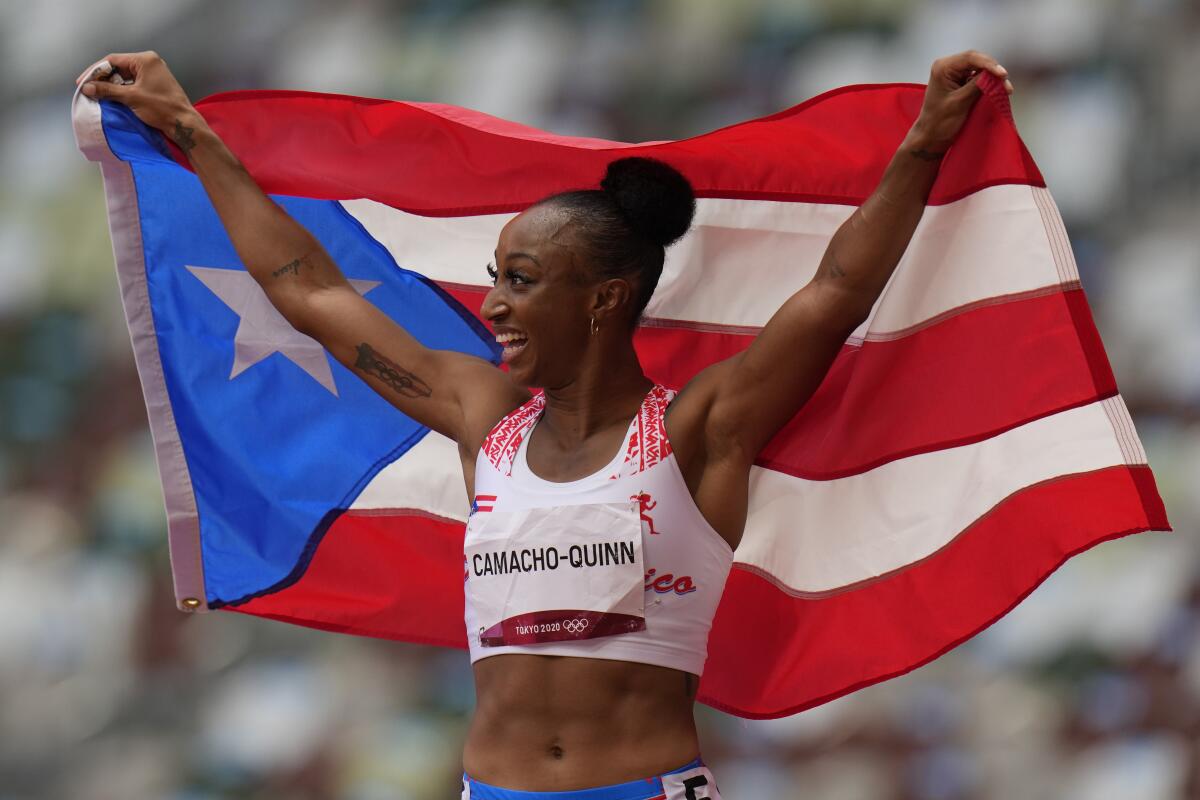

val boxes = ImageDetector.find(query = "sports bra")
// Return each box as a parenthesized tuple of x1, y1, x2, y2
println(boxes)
(463, 385, 734, 676)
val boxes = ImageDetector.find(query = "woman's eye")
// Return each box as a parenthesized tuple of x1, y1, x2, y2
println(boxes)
(485, 263, 531, 287)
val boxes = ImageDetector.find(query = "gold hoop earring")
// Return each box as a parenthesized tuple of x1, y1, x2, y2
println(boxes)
(590, 316, 598, 336)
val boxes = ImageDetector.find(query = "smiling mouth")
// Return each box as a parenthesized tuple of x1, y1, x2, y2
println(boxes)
(496, 332, 528, 363)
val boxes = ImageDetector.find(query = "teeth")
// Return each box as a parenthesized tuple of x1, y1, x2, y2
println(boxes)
(495, 332, 528, 345)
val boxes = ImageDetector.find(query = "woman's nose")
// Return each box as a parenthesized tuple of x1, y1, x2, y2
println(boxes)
(480, 287, 508, 323)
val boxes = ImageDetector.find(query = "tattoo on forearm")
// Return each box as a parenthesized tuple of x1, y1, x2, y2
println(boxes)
(828, 250, 847, 279)
(271, 252, 324, 279)
(911, 147, 945, 162)
(354, 343, 432, 398)
(271, 257, 305, 279)
(172, 119, 197, 153)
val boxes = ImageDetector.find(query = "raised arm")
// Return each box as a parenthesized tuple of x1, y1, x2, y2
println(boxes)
(689, 51, 1013, 462)
(80, 52, 526, 449)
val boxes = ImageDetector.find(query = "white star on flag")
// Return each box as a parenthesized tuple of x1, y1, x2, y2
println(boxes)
(187, 266, 380, 396)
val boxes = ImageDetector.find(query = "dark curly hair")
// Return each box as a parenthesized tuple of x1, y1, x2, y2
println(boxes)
(536, 157, 696, 323)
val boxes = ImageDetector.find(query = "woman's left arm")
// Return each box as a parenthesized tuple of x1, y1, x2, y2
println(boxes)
(692, 50, 1012, 462)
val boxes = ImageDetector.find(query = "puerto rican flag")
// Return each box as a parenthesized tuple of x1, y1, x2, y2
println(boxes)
(73, 69, 1169, 718)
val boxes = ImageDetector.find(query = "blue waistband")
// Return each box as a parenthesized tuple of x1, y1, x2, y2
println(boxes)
(464, 757, 703, 799)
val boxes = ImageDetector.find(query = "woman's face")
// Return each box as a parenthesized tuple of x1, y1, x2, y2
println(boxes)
(481, 205, 597, 389)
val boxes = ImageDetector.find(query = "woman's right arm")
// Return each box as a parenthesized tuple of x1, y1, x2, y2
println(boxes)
(81, 52, 526, 446)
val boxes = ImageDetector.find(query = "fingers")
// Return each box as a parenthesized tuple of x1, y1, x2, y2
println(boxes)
(940, 49, 1007, 80)
(929, 50, 1015, 102)
(81, 78, 132, 100)
(106, 51, 157, 73)
(75, 61, 111, 87)
(78, 51, 159, 100)
(952, 54, 1016, 97)
(77, 51, 160, 92)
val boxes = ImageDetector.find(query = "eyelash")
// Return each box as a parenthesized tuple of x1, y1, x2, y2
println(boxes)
(486, 263, 530, 286)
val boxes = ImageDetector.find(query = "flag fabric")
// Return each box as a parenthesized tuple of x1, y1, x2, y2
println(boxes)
(73, 70, 1170, 719)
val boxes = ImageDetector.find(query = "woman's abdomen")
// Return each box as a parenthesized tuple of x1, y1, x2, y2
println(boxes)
(464, 654, 701, 792)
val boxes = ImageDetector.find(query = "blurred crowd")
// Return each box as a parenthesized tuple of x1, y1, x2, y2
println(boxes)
(1, 1, 1198, 798)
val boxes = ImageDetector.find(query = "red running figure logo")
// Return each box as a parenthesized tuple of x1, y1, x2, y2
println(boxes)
(631, 492, 660, 535)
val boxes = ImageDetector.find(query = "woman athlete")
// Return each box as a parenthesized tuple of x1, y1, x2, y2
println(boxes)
(81, 50, 1012, 799)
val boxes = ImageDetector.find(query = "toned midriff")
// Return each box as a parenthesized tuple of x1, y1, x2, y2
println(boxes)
(463, 653, 700, 791)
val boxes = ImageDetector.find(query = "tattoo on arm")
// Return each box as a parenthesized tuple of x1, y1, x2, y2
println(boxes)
(354, 343, 432, 398)
(271, 251, 324, 279)
(827, 248, 847, 279)
(271, 257, 305, 279)
(172, 118, 197, 153)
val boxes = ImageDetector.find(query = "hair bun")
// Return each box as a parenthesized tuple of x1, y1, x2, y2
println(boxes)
(600, 157, 696, 248)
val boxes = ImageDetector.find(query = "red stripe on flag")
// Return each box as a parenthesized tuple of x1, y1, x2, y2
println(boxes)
(447, 284, 1122, 479)
(700, 464, 1170, 718)
(226, 465, 1168, 717)
(191, 74, 1040, 215)
(229, 510, 468, 648)
(1063, 285, 1119, 395)
(757, 287, 1121, 479)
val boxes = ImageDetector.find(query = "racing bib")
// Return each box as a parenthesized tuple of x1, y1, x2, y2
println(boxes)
(465, 500, 645, 647)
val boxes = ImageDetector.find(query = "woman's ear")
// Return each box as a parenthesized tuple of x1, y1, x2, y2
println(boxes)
(591, 277, 634, 326)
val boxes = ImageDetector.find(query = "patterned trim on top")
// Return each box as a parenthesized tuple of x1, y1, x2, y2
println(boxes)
(613, 385, 677, 478)
(481, 393, 546, 476)
(482, 385, 677, 479)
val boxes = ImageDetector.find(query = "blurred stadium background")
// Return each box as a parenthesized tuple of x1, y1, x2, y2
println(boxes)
(1, 1, 1198, 798)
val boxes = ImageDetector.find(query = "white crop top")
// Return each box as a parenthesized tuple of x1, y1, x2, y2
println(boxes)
(464, 385, 734, 676)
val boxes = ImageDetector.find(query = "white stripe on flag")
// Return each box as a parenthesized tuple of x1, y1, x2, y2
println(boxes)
(342, 183, 1063, 335)
(737, 397, 1133, 594)
(351, 431, 469, 519)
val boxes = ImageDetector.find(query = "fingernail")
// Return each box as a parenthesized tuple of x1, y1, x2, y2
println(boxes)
(82, 83, 95, 97)
(997, 65, 1008, 75)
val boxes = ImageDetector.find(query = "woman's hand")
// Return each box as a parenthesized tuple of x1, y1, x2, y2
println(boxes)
(78, 52, 201, 151)
(908, 50, 1013, 155)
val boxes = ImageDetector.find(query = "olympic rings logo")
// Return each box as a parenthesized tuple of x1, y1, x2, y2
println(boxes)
(563, 618, 590, 634)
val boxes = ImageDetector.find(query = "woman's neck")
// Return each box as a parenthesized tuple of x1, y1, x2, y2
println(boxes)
(539, 342, 652, 445)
